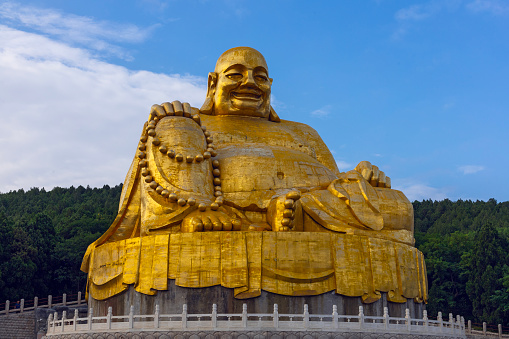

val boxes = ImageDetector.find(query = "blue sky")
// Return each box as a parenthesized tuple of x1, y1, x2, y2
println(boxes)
(0, 0, 507, 202)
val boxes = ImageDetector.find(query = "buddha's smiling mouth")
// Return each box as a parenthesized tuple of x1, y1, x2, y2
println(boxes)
(231, 90, 262, 100)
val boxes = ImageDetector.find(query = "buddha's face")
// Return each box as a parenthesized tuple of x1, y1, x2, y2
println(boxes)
(212, 48, 272, 118)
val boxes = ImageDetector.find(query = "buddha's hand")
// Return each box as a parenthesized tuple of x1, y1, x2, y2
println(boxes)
(148, 100, 197, 120)
(355, 161, 391, 188)
(267, 190, 301, 232)
(181, 208, 242, 233)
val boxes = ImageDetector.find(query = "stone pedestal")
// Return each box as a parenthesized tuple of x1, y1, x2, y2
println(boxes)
(90, 280, 424, 318)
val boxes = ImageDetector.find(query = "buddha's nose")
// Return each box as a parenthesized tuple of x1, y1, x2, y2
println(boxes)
(242, 71, 257, 87)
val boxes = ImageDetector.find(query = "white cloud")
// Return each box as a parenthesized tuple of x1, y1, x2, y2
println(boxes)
(458, 165, 485, 174)
(393, 182, 450, 201)
(0, 25, 206, 193)
(0, 2, 155, 59)
(310, 105, 332, 118)
(392, 0, 461, 40)
(395, 4, 435, 21)
(466, 0, 509, 15)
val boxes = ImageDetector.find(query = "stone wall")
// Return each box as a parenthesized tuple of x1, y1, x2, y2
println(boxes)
(0, 312, 35, 339)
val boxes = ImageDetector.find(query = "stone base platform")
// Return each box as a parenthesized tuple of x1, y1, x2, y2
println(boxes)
(43, 331, 461, 339)
(90, 281, 424, 319)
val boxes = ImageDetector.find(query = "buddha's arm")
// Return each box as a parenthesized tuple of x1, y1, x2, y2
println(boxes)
(142, 101, 240, 233)
(281, 120, 341, 178)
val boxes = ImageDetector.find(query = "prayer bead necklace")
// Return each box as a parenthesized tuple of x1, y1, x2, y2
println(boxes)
(137, 110, 223, 211)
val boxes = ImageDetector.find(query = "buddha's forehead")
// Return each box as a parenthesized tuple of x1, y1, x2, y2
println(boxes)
(214, 47, 269, 74)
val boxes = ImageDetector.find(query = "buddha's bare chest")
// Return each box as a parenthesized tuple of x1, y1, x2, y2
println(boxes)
(201, 116, 336, 191)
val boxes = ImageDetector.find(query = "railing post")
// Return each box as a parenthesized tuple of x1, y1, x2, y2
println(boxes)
(5, 300, 9, 314)
(107, 307, 112, 329)
(182, 304, 188, 329)
(422, 310, 428, 332)
(483, 322, 487, 335)
(212, 304, 217, 328)
(129, 305, 134, 329)
(154, 304, 159, 329)
(456, 315, 461, 333)
(61, 310, 66, 332)
(438, 312, 443, 332)
(383, 307, 389, 330)
(62, 293, 67, 306)
(359, 306, 364, 330)
(468, 319, 471, 333)
(304, 304, 309, 328)
(77, 292, 82, 306)
(73, 309, 78, 331)
(88, 308, 93, 330)
(273, 304, 279, 328)
(34, 296, 38, 309)
(405, 308, 411, 332)
(332, 305, 338, 329)
(449, 313, 454, 334)
(499, 324, 502, 338)
(47, 313, 53, 332)
(242, 304, 248, 328)
(20, 299, 24, 313)
(48, 295, 52, 308)
(53, 312, 58, 333)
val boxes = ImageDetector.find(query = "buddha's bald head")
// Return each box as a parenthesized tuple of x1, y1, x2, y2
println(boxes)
(214, 47, 269, 75)
(202, 47, 275, 120)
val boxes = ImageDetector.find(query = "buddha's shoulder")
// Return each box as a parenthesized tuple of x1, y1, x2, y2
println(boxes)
(279, 119, 321, 136)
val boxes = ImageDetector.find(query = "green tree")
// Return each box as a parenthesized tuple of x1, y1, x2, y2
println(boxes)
(466, 220, 509, 324)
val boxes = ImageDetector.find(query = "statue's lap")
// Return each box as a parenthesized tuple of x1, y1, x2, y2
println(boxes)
(88, 231, 427, 304)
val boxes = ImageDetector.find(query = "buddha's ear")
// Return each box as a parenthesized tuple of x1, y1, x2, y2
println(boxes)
(200, 72, 217, 114)
(269, 105, 280, 122)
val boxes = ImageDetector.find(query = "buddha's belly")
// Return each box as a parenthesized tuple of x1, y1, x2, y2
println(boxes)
(216, 144, 337, 209)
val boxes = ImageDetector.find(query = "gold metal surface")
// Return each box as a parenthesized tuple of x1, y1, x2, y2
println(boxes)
(82, 47, 423, 303)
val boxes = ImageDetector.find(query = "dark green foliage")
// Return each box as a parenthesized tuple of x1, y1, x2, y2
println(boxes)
(414, 199, 509, 326)
(0, 185, 121, 301)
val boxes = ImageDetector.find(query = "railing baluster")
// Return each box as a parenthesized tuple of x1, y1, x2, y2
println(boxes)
(154, 304, 159, 329)
(405, 308, 410, 331)
(73, 309, 78, 331)
(88, 308, 93, 330)
(212, 304, 217, 328)
(242, 304, 247, 328)
(20, 299, 24, 313)
(182, 304, 187, 329)
(359, 306, 364, 330)
(107, 307, 112, 329)
(273, 304, 279, 328)
(129, 305, 134, 329)
(61, 310, 66, 333)
(304, 304, 309, 328)
(332, 305, 338, 329)
(383, 307, 389, 330)
(423, 310, 428, 332)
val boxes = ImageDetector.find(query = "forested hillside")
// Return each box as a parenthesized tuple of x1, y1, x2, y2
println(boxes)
(0, 186, 508, 325)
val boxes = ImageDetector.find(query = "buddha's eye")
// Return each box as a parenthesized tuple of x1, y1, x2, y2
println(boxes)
(255, 75, 268, 82)
(226, 73, 242, 81)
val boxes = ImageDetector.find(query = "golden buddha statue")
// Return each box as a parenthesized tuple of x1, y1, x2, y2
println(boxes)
(82, 47, 427, 307)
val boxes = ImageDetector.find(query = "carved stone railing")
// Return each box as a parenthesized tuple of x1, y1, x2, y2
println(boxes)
(45, 304, 466, 337)
(0, 292, 84, 315)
